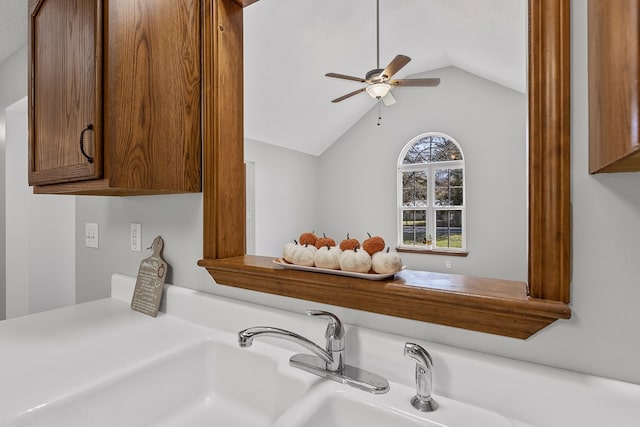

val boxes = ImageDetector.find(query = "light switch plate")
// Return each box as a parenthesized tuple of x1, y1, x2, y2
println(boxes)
(85, 223, 99, 248)
(130, 223, 141, 251)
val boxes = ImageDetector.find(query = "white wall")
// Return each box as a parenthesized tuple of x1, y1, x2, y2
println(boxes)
(4, 102, 28, 317)
(5, 99, 76, 317)
(2, 45, 75, 319)
(0, 45, 28, 320)
(74, 0, 640, 385)
(26, 193, 75, 314)
(245, 138, 319, 257)
(75, 194, 206, 303)
(317, 66, 527, 281)
(74, 139, 319, 302)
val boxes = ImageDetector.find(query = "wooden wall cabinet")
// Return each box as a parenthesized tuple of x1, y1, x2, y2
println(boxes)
(588, 0, 640, 173)
(29, 0, 202, 195)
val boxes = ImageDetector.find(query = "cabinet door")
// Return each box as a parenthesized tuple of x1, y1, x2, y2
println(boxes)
(29, 0, 102, 185)
(105, 0, 201, 192)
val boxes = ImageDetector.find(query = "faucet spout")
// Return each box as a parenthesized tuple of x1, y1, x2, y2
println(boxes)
(238, 326, 333, 365)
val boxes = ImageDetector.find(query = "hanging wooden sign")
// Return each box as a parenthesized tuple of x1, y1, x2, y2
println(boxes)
(131, 236, 168, 317)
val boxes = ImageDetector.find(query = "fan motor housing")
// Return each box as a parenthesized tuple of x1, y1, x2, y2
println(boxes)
(366, 68, 386, 82)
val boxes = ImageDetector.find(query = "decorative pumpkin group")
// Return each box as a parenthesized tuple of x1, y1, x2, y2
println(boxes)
(282, 232, 403, 275)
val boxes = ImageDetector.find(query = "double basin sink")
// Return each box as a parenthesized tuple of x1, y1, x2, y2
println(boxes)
(10, 338, 515, 427)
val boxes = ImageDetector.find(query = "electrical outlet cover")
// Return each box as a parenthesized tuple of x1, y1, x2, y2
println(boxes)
(131, 223, 141, 251)
(85, 223, 99, 248)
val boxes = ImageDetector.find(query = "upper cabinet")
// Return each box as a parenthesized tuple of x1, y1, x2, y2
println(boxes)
(588, 0, 640, 173)
(29, 0, 101, 186)
(28, 0, 202, 195)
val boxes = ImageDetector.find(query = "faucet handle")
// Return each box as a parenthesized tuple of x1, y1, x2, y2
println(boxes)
(404, 342, 438, 412)
(306, 310, 344, 339)
(306, 310, 345, 372)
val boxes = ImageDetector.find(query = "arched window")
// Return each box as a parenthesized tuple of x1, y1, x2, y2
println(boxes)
(397, 132, 465, 251)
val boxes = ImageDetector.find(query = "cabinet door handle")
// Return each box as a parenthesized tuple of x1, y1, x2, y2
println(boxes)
(79, 124, 94, 164)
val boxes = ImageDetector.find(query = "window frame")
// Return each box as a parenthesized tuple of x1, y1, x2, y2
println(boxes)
(397, 132, 466, 253)
(199, 0, 572, 340)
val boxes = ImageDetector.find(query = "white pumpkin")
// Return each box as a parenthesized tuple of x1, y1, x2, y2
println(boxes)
(371, 247, 403, 274)
(283, 240, 300, 263)
(291, 244, 318, 266)
(314, 245, 342, 270)
(339, 246, 372, 273)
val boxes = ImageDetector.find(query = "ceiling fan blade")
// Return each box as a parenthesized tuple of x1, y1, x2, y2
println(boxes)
(381, 55, 411, 79)
(390, 78, 441, 87)
(325, 73, 366, 83)
(381, 91, 396, 106)
(331, 87, 367, 103)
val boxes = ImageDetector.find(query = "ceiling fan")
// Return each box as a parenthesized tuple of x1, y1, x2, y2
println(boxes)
(325, 0, 440, 106)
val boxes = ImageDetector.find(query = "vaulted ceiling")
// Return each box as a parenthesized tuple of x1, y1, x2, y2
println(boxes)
(244, 0, 526, 155)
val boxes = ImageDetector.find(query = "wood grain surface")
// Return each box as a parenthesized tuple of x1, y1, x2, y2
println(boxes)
(106, 0, 202, 191)
(528, 0, 571, 302)
(199, 256, 570, 339)
(29, 0, 101, 185)
(202, 0, 245, 260)
(588, 0, 640, 173)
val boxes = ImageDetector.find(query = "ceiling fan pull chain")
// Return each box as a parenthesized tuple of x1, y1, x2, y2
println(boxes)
(377, 101, 382, 126)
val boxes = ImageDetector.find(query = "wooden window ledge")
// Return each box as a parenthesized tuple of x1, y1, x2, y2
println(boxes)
(397, 247, 469, 257)
(198, 255, 571, 339)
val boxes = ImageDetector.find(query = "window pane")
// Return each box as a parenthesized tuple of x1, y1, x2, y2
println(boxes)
(450, 168, 463, 186)
(434, 187, 449, 206)
(434, 169, 449, 187)
(403, 139, 431, 164)
(403, 135, 463, 164)
(403, 210, 427, 246)
(450, 188, 463, 206)
(442, 142, 463, 161)
(402, 171, 428, 206)
(435, 210, 463, 248)
(434, 168, 463, 207)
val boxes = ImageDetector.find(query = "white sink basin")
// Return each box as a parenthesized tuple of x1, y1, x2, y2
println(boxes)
(287, 395, 435, 427)
(10, 336, 514, 427)
(11, 339, 317, 427)
(272, 381, 515, 427)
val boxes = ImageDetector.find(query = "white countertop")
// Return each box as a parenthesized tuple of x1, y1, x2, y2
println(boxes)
(0, 274, 638, 427)
(0, 297, 216, 421)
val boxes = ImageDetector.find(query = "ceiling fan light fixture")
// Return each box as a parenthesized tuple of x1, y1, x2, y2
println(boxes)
(366, 83, 391, 99)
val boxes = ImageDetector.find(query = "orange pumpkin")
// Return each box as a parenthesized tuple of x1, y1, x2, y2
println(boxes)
(339, 233, 360, 251)
(299, 231, 317, 246)
(315, 233, 336, 249)
(362, 232, 385, 256)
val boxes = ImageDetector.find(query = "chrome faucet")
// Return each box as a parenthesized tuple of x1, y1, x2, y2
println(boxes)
(404, 342, 438, 412)
(238, 309, 389, 394)
(239, 310, 344, 371)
